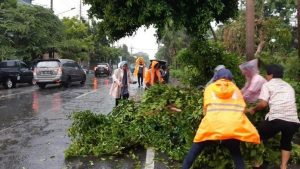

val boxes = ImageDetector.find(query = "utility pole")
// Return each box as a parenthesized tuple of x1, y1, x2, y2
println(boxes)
(50, 0, 53, 11)
(79, 0, 82, 20)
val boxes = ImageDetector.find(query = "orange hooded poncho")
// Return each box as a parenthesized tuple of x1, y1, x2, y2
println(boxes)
(133, 57, 146, 77)
(144, 60, 164, 86)
(193, 79, 260, 144)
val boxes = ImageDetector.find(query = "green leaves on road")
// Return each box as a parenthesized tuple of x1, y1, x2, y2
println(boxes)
(66, 85, 300, 168)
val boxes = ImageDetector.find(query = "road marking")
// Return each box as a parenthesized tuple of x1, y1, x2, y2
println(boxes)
(0, 90, 35, 99)
(145, 147, 155, 169)
(75, 90, 97, 99)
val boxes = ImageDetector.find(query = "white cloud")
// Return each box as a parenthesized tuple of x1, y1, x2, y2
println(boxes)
(114, 26, 158, 60)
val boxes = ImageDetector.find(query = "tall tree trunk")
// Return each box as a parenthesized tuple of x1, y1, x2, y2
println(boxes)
(246, 0, 255, 61)
(210, 24, 217, 42)
(298, 0, 300, 59)
(255, 19, 265, 56)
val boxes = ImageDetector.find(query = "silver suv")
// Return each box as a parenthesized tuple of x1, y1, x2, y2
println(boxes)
(34, 59, 86, 89)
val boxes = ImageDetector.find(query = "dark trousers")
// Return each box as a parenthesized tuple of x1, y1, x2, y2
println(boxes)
(115, 93, 129, 106)
(257, 119, 299, 151)
(137, 73, 143, 86)
(182, 139, 244, 169)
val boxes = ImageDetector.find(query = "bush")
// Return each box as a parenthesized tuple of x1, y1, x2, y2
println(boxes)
(176, 40, 244, 87)
(66, 85, 300, 168)
(259, 50, 300, 80)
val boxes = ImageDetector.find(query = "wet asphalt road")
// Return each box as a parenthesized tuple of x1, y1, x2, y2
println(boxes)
(0, 73, 146, 169)
(1, 74, 299, 169)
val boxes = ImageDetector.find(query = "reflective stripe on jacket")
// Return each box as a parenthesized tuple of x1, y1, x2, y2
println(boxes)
(193, 79, 260, 144)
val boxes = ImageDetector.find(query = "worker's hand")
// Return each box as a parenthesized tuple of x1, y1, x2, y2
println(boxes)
(247, 107, 256, 115)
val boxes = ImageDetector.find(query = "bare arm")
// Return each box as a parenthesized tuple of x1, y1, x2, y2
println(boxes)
(248, 99, 268, 115)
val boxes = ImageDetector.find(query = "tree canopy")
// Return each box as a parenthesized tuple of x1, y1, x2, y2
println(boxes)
(58, 18, 93, 62)
(83, 0, 239, 40)
(0, 2, 64, 61)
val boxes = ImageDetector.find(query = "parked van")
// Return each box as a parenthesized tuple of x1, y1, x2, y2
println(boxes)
(34, 59, 86, 89)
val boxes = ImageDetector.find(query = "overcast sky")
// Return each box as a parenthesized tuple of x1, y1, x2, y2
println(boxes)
(32, 0, 158, 59)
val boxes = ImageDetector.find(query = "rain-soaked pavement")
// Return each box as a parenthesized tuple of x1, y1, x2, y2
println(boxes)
(1, 73, 299, 169)
(0, 73, 147, 169)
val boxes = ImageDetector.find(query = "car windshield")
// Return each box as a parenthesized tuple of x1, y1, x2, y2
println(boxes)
(97, 64, 108, 67)
(37, 61, 60, 68)
(0, 61, 16, 68)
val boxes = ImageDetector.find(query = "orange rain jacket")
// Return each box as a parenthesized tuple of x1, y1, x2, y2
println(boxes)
(133, 57, 146, 77)
(144, 61, 164, 86)
(193, 79, 260, 144)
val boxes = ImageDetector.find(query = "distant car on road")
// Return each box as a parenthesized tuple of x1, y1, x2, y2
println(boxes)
(129, 63, 135, 74)
(80, 66, 89, 74)
(34, 59, 86, 89)
(0, 60, 34, 89)
(94, 63, 111, 77)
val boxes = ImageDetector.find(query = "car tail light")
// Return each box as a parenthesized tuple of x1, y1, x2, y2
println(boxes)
(53, 67, 62, 75)
(57, 67, 62, 75)
(33, 68, 37, 76)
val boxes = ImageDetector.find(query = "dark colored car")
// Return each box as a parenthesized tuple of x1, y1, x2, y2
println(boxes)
(0, 60, 34, 89)
(129, 63, 135, 74)
(34, 59, 86, 89)
(94, 63, 111, 77)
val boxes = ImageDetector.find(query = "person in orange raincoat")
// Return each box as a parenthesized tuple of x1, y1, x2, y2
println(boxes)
(144, 60, 164, 89)
(182, 69, 260, 169)
(133, 57, 146, 88)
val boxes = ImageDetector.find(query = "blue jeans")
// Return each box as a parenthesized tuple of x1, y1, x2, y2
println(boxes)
(182, 139, 245, 169)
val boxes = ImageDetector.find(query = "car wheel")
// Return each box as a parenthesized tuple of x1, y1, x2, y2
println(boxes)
(80, 80, 85, 85)
(3, 78, 16, 89)
(29, 79, 36, 85)
(38, 83, 46, 89)
(63, 77, 71, 88)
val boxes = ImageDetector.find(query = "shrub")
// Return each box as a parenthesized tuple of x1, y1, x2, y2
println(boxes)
(176, 41, 244, 87)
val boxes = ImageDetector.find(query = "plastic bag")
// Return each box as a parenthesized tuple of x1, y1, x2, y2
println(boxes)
(239, 59, 266, 103)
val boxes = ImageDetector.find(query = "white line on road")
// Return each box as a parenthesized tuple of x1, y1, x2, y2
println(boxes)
(0, 90, 35, 99)
(75, 90, 97, 99)
(145, 147, 155, 169)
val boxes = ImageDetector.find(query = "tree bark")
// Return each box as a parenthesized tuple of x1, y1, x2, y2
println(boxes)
(255, 19, 265, 56)
(210, 24, 217, 42)
(246, 0, 255, 61)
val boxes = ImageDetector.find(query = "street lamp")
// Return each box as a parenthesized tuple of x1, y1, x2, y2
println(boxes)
(56, 7, 76, 15)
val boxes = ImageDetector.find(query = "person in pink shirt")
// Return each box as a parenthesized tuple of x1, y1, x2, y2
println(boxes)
(239, 59, 267, 103)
